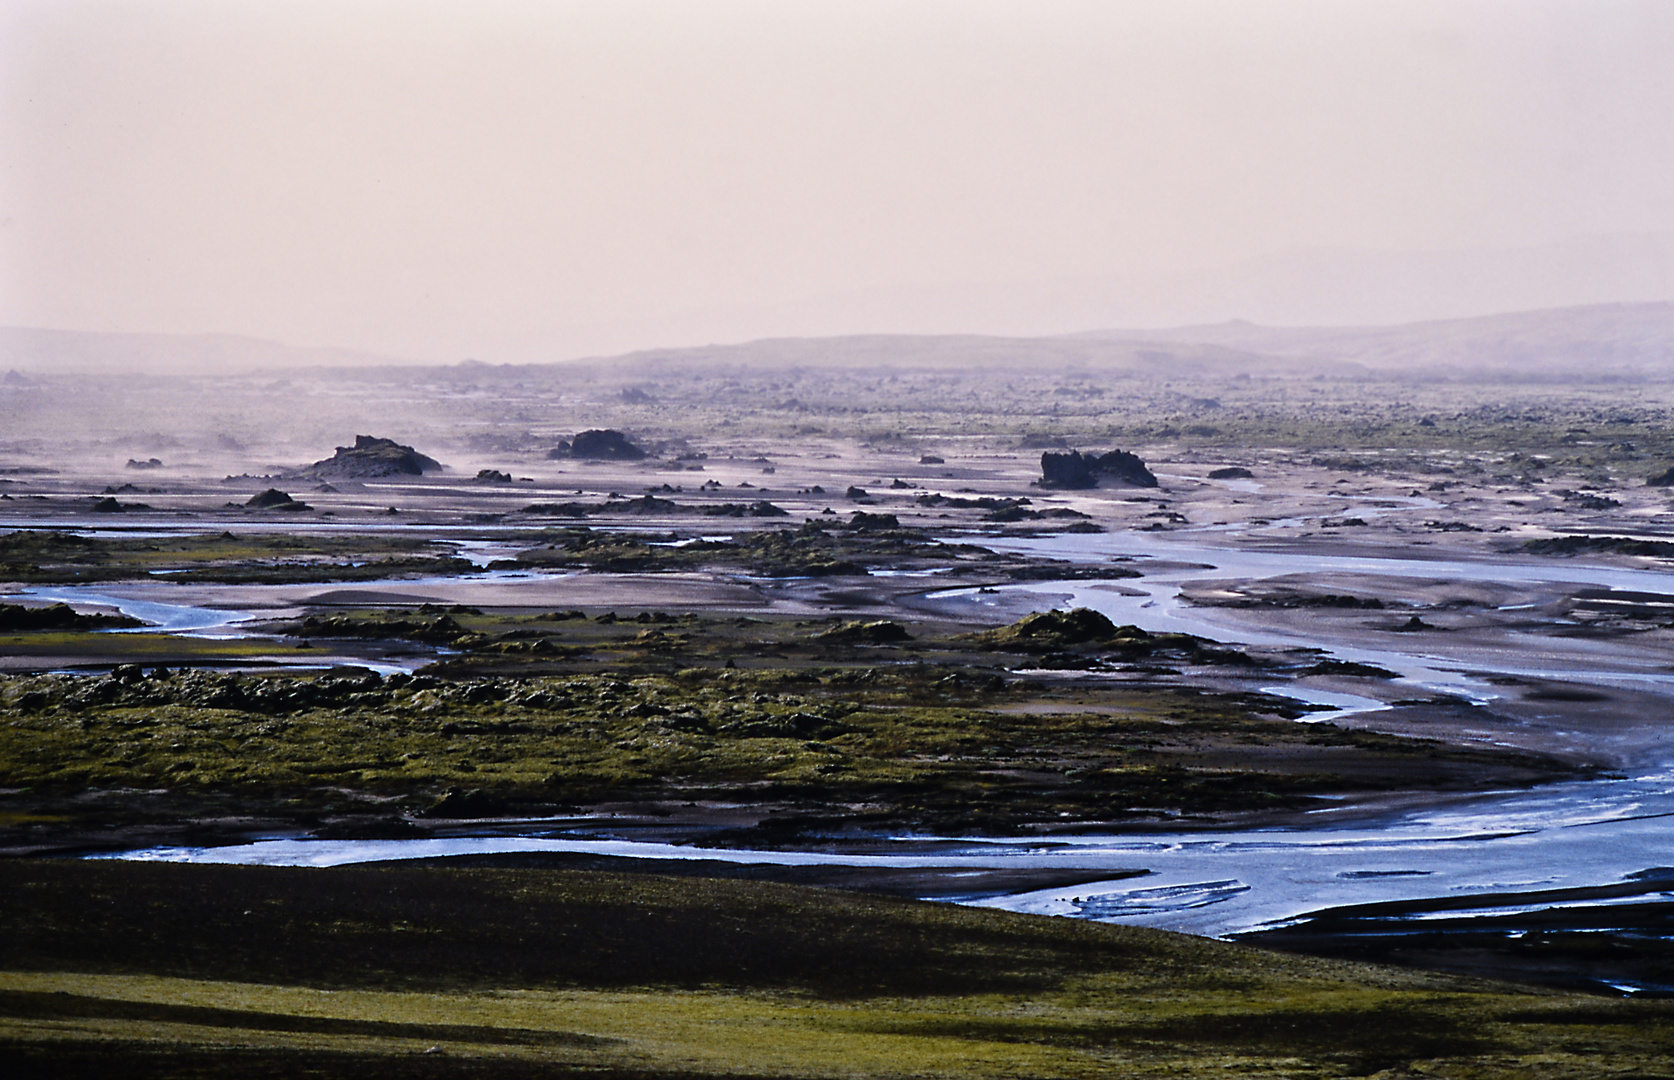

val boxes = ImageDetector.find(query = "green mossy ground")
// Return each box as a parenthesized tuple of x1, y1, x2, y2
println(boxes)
(503, 520, 994, 577)
(0, 649, 1570, 846)
(1, 859, 1669, 1079)
(0, 530, 475, 584)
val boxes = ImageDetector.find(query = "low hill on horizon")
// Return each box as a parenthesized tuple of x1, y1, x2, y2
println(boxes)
(5, 301, 1671, 380)
(1070, 301, 1674, 376)
(0, 326, 411, 376)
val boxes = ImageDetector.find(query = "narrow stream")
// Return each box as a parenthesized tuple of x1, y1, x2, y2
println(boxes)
(15, 585, 256, 635)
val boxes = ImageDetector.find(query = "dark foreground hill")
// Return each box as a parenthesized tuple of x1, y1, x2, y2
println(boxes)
(0, 859, 1668, 1078)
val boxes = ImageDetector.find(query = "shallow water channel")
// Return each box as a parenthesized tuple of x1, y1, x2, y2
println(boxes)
(86, 526, 1674, 949)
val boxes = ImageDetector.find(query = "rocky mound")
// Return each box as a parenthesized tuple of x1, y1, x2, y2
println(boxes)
(298, 436, 443, 478)
(1648, 467, 1674, 486)
(554, 429, 646, 461)
(974, 607, 1143, 649)
(246, 488, 307, 510)
(1038, 450, 1158, 489)
(1209, 466, 1254, 480)
(814, 619, 914, 644)
(90, 497, 149, 513)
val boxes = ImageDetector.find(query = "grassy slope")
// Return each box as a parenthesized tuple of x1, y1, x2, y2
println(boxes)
(1, 859, 1670, 1079)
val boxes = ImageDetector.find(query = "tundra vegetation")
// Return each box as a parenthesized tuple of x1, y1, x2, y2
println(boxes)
(6, 326, 1674, 1074)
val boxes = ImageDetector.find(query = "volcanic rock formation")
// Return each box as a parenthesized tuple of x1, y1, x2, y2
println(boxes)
(1038, 449, 1159, 489)
(298, 436, 443, 479)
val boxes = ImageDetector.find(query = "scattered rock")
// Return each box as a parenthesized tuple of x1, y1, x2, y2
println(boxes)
(475, 469, 514, 483)
(125, 458, 164, 470)
(1648, 467, 1674, 487)
(919, 454, 944, 465)
(701, 500, 789, 518)
(298, 435, 443, 478)
(619, 387, 655, 404)
(1208, 466, 1253, 480)
(845, 486, 870, 499)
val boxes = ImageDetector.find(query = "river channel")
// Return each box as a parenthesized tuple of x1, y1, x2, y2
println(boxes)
(37, 525, 1674, 951)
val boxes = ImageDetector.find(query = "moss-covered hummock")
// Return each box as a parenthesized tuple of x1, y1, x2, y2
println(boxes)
(0, 663, 1574, 847)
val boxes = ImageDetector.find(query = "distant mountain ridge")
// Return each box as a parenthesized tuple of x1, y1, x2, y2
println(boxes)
(576, 333, 1312, 377)
(0, 326, 410, 375)
(558, 302, 1674, 380)
(4, 301, 1671, 378)
(1069, 302, 1674, 375)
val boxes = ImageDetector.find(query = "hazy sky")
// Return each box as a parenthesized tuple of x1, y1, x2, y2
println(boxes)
(2, 0, 1671, 363)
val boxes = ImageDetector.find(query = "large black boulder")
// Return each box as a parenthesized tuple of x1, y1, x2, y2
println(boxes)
(1039, 451, 1099, 489)
(565, 430, 646, 461)
(1039, 449, 1158, 489)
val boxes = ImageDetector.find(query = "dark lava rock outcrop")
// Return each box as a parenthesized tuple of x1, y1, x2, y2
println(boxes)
(246, 488, 308, 510)
(702, 500, 789, 518)
(1038, 449, 1158, 489)
(1208, 466, 1254, 480)
(554, 430, 646, 461)
(125, 458, 164, 470)
(475, 469, 514, 483)
(90, 497, 148, 513)
(1648, 467, 1674, 486)
(299, 436, 443, 478)
(0, 602, 143, 631)
(976, 608, 1126, 649)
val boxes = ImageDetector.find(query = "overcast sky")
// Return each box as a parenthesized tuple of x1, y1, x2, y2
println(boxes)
(2, 0, 1671, 363)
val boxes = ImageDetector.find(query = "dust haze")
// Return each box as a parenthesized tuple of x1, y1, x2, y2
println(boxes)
(5, 3, 1674, 1073)
(3, 0, 1671, 364)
